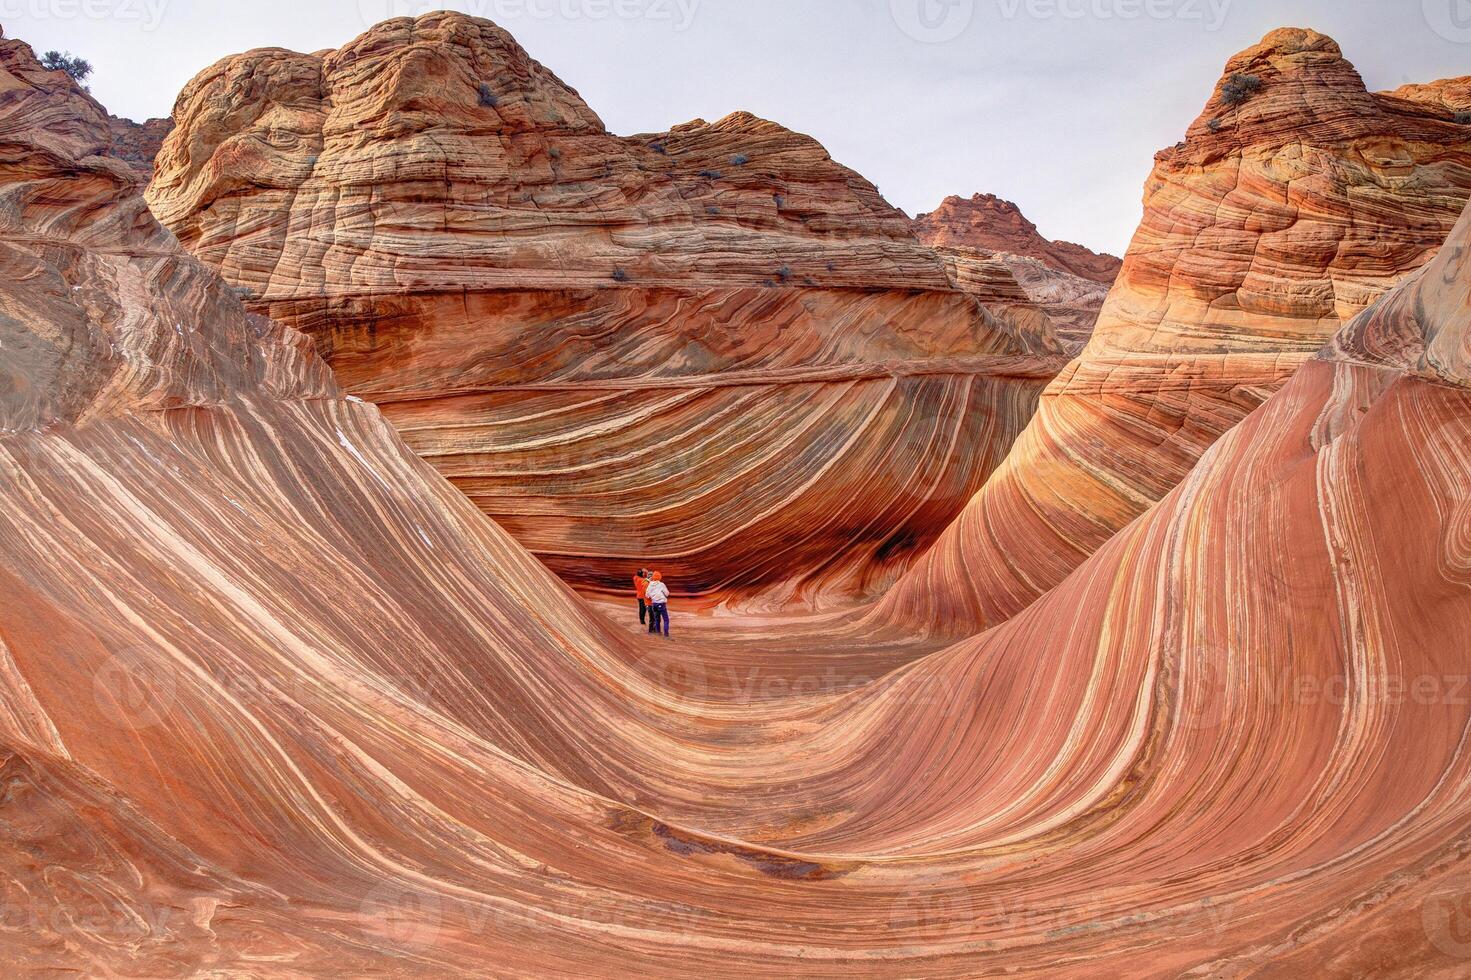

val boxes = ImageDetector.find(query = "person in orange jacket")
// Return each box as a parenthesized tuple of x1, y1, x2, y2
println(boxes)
(645, 572, 670, 638)
(633, 569, 651, 625)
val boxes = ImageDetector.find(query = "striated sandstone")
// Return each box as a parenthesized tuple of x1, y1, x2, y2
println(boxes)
(1385, 76, 1471, 113)
(930, 244, 1103, 352)
(985, 249, 1112, 350)
(146, 12, 1064, 606)
(876, 27, 1471, 637)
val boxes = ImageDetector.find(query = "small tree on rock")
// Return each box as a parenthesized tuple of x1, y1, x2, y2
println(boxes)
(41, 51, 92, 84)
(1220, 73, 1262, 107)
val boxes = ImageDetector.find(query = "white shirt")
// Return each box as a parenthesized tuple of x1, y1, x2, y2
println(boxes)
(645, 580, 670, 604)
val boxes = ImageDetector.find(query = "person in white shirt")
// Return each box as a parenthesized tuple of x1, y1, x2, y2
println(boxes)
(645, 572, 671, 637)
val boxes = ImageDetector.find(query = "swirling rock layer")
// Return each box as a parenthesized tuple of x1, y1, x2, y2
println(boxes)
(8, 27, 1471, 977)
(878, 28, 1471, 637)
(145, 12, 1063, 605)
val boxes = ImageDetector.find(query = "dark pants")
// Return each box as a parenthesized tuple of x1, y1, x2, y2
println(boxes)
(638, 598, 647, 624)
(648, 603, 669, 637)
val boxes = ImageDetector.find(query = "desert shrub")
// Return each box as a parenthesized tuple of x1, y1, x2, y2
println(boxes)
(548, 147, 562, 160)
(611, 268, 631, 283)
(1207, 118, 1222, 132)
(649, 141, 668, 155)
(478, 83, 499, 108)
(730, 153, 750, 166)
(1456, 111, 1471, 125)
(1220, 73, 1262, 106)
(776, 265, 793, 283)
(699, 169, 722, 180)
(41, 50, 91, 82)
(774, 194, 786, 208)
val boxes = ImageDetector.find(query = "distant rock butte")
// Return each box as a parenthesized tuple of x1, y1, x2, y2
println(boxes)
(876, 27, 1471, 637)
(912, 192, 1123, 285)
(912, 195, 1118, 350)
(106, 114, 173, 178)
(146, 11, 1065, 607)
(1384, 75, 1471, 113)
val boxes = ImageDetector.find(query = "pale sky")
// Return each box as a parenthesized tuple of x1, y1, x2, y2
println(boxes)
(5, 0, 1467, 254)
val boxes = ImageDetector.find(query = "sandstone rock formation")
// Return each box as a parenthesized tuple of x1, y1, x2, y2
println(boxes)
(987, 249, 1113, 348)
(9, 25, 1471, 973)
(1386, 76, 1471, 113)
(145, 12, 1065, 607)
(912, 192, 1123, 284)
(913, 193, 1120, 349)
(876, 27, 1471, 637)
(930, 245, 1107, 351)
(106, 113, 173, 177)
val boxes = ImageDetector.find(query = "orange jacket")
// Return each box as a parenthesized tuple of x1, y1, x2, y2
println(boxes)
(634, 575, 649, 599)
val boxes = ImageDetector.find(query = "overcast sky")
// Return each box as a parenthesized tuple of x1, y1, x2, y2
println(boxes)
(5, 0, 1468, 254)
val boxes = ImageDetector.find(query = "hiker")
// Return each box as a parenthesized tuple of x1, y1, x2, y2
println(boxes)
(645, 572, 670, 638)
(633, 568, 651, 625)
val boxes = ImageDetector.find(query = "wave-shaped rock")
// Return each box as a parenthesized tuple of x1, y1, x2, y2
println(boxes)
(876, 27, 1471, 637)
(8, 24, 1471, 975)
(144, 12, 1064, 606)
